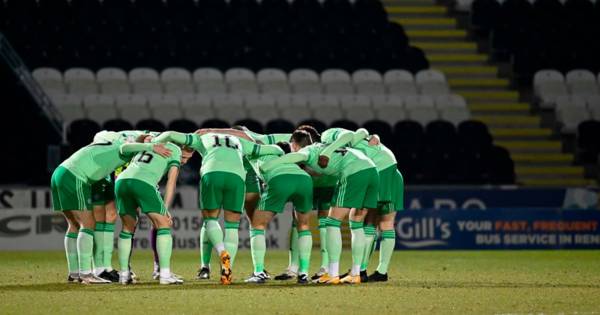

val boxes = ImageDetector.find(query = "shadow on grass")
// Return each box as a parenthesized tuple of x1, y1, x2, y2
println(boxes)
(1, 280, 600, 292)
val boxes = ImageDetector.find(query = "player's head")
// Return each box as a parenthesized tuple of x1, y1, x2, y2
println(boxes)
(289, 130, 313, 152)
(276, 141, 291, 154)
(180, 145, 194, 165)
(296, 125, 321, 143)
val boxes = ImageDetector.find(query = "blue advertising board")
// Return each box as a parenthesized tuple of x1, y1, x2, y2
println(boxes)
(404, 187, 598, 210)
(395, 208, 600, 249)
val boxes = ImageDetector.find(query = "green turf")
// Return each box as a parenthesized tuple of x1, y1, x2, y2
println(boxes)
(1, 250, 599, 314)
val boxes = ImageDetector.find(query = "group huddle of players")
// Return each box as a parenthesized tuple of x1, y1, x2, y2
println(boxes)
(50, 124, 404, 285)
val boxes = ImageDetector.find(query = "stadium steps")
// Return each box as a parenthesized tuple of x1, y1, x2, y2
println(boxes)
(383, 0, 589, 186)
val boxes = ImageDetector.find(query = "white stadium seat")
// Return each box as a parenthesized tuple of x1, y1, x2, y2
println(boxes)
(115, 94, 147, 108)
(261, 81, 291, 94)
(64, 67, 95, 83)
(355, 81, 386, 96)
(321, 69, 351, 83)
(276, 94, 309, 108)
(415, 69, 446, 84)
(131, 81, 163, 95)
(308, 94, 339, 109)
(50, 94, 82, 108)
(383, 69, 414, 84)
(386, 82, 418, 96)
(257, 68, 287, 83)
(100, 81, 131, 95)
(440, 107, 471, 125)
(371, 95, 403, 109)
(292, 81, 322, 94)
(315, 107, 343, 124)
(87, 106, 118, 124)
(345, 107, 376, 124)
(244, 94, 276, 109)
(193, 68, 224, 83)
(280, 107, 312, 124)
(196, 81, 227, 95)
(152, 106, 183, 125)
(404, 95, 435, 110)
(225, 68, 255, 82)
(289, 69, 319, 84)
(96, 67, 128, 83)
(376, 107, 406, 125)
(556, 106, 590, 134)
(164, 82, 195, 94)
(179, 94, 212, 110)
(214, 106, 247, 124)
(419, 82, 450, 96)
(324, 82, 354, 96)
(212, 94, 244, 108)
(435, 94, 467, 109)
(160, 67, 192, 84)
(408, 107, 439, 125)
(228, 81, 259, 95)
(148, 94, 179, 108)
(129, 67, 160, 83)
(120, 106, 152, 125)
(83, 94, 114, 108)
(339, 95, 371, 108)
(352, 69, 383, 83)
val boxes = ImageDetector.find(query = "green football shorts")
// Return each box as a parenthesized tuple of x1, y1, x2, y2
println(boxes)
(115, 178, 167, 218)
(199, 171, 245, 213)
(313, 186, 335, 211)
(378, 167, 405, 214)
(91, 175, 115, 206)
(333, 167, 379, 209)
(51, 166, 92, 211)
(258, 174, 313, 213)
(245, 168, 261, 194)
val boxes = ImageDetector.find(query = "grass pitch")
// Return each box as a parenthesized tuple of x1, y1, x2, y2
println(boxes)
(1, 250, 599, 314)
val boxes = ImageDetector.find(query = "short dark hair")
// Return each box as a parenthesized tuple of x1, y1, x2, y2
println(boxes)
(290, 130, 313, 148)
(276, 141, 291, 154)
(296, 125, 321, 143)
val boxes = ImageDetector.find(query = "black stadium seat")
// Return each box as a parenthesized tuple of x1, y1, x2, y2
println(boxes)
(234, 119, 264, 134)
(576, 120, 600, 164)
(136, 119, 166, 132)
(201, 119, 230, 129)
(103, 119, 134, 131)
(67, 119, 101, 150)
(168, 119, 198, 133)
(266, 119, 295, 134)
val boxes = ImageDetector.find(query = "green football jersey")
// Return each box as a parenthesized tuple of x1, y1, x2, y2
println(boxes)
(180, 132, 283, 180)
(322, 127, 396, 171)
(61, 131, 143, 183)
(353, 140, 397, 171)
(252, 154, 307, 183)
(296, 143, 375, 178)
(246, 131, 292, 144)
(117, 142, 182, 187)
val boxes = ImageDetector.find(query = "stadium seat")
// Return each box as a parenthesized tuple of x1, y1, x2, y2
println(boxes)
(556, 105, 590, 134)
(330, 119, 360, 131)
(265, 119, 295, 134)
(345, 107, 376, 125)
(404, 95, 435, 110)
(408, 107, 439, 126)
(168, 119, 198, 133)
(458, 120, 492, 150)
(276, 94, 309, 108)
(435, 94, 468, 109)
(201, 119, 230, 129)
(103, 119, 134, 132)
(371, 95, 403, 109)
(376, 107, 406, 125)
(235, 118, 264, 134)
(136, 119, 166, 132)
(363, 120, 393, 144)
(308, 94, 339, 109)
(67, 119, 101, 150)
(83, 94, 114, 109)
(299, 119, 327, 133)
(280, 107, 312, 125)
(440, 107, 471, 126)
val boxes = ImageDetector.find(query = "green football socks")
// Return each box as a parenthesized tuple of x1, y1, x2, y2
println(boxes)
(289, 222, 299, 273)
(349, 220, 365, 276)
(224, 220, 240, 267)
(64, 232, 79, 275)
(156, 228, 173, 278)
(297, 230, 312, 275)
(118, 231, 133, 273)
(204, 218, 225, 254)
(318, 217, 329, 270)
(361, 224, 377, 271)
(200, 223, 213, 268)
(376, 229, 396, 274)
(103, 222, 115, 271)
(250, 228, 266, 273)
(77, 228, 95, 274)
(325, 217, 342, 277)
(93, 222, 104, 273)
